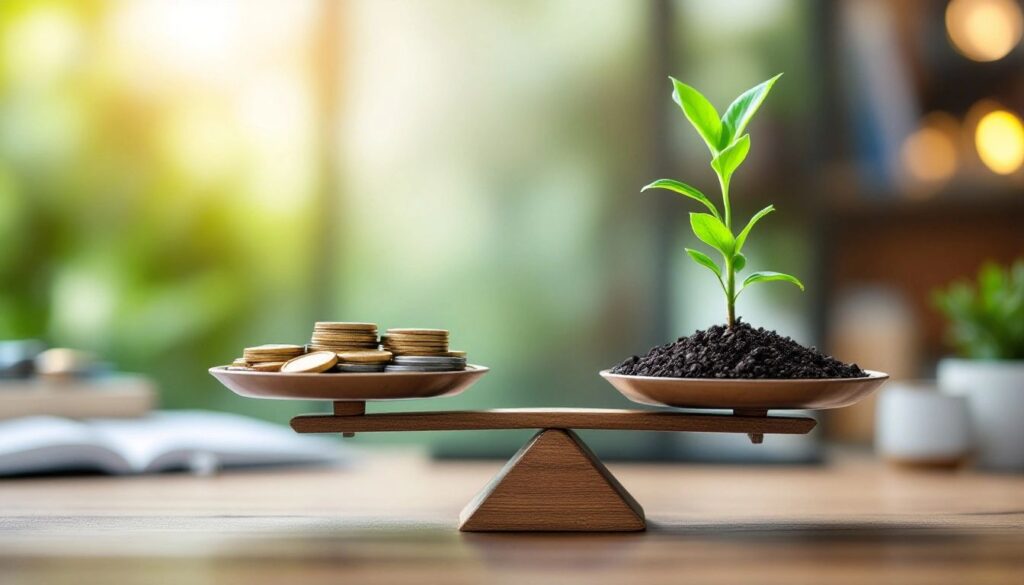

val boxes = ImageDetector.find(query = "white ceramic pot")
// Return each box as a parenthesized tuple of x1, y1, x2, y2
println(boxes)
(938, 358, 1024, 472)
(876, 381, 971, 467)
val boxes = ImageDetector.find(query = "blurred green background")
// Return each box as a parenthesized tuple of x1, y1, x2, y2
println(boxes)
(2, 0, 1022, 457)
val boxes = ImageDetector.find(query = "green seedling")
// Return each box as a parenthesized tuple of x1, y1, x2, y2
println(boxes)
(644, 73, 803, 328)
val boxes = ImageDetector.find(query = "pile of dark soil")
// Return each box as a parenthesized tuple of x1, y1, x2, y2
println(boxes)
(611, 321, 866, 379)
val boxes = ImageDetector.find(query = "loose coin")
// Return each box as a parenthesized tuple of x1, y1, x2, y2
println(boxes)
(280, 351, 338, 373)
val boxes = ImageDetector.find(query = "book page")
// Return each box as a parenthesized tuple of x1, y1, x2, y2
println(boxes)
(88, 411, 347, 473)
(0, 416, 131, 475)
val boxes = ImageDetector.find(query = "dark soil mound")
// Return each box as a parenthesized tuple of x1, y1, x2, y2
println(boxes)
(611, 321, 866, 379)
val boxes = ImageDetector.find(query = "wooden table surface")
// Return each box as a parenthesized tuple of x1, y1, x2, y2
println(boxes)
(1, 451, 1022, 585)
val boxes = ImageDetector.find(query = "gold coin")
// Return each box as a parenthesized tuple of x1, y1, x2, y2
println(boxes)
(243, 345, 305, 361)
(443, 350, 467, 358)
(314, 322, 377, 331)
(384, 339, 448, 345)
(336, 349, 393, 364)
(311, 335, 379, 342)
(246, 350, 305, 358)
(383, 340, 447, 346)
(244, 344, 304, 353)
(231, 358, 249, 367)
(280, 351, 338, 373)
(309, 344, 382, 348)
(386, 328, 448, 335)
(250, 361, 286, 372)
(311, 344, 380, 352)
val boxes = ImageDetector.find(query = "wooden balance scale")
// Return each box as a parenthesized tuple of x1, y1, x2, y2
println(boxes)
(211, 365, 887, 532)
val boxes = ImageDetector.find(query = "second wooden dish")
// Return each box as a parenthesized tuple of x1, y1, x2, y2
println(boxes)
(600, 369, 888, 410)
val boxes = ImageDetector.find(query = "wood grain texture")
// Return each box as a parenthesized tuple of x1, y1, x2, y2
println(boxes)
(0, 452, 1022, 584)
(290, 408, 816, 435)
(459, 429, 645, 532)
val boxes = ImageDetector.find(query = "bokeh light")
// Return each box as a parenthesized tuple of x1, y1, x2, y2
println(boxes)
(945, 0, 1023, 62)
(975, 109, 1024, 175)
(901, 112, 959, 188)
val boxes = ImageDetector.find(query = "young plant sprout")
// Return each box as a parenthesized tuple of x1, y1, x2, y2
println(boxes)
(644, 74, 803, 328)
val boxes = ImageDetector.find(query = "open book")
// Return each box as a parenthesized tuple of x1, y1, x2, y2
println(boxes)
(0, 411, 350, 476)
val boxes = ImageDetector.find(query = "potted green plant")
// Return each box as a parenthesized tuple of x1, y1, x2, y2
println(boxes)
(934, 260, 1024, 471)
(601, 75, 885, 414)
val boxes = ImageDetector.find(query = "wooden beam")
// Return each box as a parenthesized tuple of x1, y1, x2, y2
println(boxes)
(291, 407, 815, 435)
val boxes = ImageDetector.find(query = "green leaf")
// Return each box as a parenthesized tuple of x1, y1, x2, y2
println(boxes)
(685, 248, 722, 280)
(670, 77, 722, 155)
(742, 271, 805, 291)
(710, 134, 750, 182)
(735, 205, 775, 252)
(720, 73, 782, 149)
(689, 212, 735, 257)
(641, 179, 720, 219)
(732, 252, 746, 272)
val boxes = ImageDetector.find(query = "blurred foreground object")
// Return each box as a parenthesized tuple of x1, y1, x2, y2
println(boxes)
(0, 340, 45, 379)
(934, 260, 1024, 471)
(876, 381, 971, 469)
(0, 374, 155, 420)
(0, 342, 154, 420)
(34, 348, 100, 379)
(0, 411, 349, 477)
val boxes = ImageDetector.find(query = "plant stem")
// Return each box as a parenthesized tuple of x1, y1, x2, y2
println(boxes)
(725, 257, 736, 328)
(719, 174, 735, 327)
(719, 175, 732, 230)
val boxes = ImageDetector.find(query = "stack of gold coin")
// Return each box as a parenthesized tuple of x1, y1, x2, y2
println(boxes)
(335, 349, 393, 373)
(381, 328, 452, 356)
(308, 322, 379, 352)
(238, 344, 306, 372)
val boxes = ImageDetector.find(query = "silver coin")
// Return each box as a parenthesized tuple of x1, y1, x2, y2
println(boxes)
(335, 364, 387, 372)
(392, 356, 466, 365)
(384, 365, 464, 372)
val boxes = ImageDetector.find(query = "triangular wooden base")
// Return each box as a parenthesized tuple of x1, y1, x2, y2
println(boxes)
(459, 429, 646, 532)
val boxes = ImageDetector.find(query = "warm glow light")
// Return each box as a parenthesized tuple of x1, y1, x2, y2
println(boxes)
(946, 0, 1023, 62)
(109, 0, 244, 86)
(901, 113, 959, 186)
(2, 5, 81, 87)
(975, 110, 1024, 175)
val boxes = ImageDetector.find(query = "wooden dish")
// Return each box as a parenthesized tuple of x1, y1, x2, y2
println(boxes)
(600, 369, 888, 411)
(210, 365, 489, 401)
